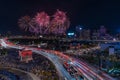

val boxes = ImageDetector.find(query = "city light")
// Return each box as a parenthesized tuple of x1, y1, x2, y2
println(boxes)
(79, 27, 82, 30)
(67, 32, 74, 36)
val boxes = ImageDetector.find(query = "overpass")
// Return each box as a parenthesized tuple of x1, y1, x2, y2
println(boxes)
(7, 36, 120, 44)
(0, 38, 116, 80)
(0, 39, 75, 80)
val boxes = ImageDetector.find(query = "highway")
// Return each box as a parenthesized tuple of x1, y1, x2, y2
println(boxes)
(0, 39, 74, 80)
(0, 38, 117, 80)
(47, 50, 116, 80)
(72, 59, 115, 80)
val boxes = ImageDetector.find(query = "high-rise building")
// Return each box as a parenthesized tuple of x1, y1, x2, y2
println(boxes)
(82, 29, 91, 40)
(99, 25, 106, 36)
(75, 25, 83, 38)
(92, 30, 100, 40)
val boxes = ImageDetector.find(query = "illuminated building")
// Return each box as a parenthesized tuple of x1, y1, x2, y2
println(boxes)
(19, 49, 33, 63)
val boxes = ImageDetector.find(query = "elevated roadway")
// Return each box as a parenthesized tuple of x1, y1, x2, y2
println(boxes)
(0, 39, 74, 80)
(0, 38, 117, 80)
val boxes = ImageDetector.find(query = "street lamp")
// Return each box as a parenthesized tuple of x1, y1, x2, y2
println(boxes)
(76, 25, 83, 39)
(79, 27, 82, 30)
(79, 27, 82, 39)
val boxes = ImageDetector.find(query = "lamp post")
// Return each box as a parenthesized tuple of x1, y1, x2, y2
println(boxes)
(79, 27, 82, 39)
(76, 25, 83, 39)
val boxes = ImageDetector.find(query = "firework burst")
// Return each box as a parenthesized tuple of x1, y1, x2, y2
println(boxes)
(18, 16, 32, 31)
(51, 10, 70, 35)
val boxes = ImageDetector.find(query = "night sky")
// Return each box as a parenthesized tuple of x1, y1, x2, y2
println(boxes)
(0, 0, 120, 34)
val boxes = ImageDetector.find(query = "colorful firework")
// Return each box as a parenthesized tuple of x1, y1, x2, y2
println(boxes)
(34, 12, 50, 34)
(18, 16, 33, 31)
(18, 10, 70, 35)
(51, 9, 70, 35)
(53, 9, 67, 25)
(35, 12, 50, 27)
(28, 18, 40, 34)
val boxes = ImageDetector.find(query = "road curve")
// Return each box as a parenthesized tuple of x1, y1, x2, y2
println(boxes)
(0, 39, 73, 80)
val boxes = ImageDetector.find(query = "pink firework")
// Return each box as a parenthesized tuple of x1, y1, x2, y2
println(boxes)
(53, 9, 67, 25)
(18, 10, 70, 35)
(51, 10, 70, 35)
(28, 18, 40, 34)
(34, 12, 50, 34)
(35, 12, 50, 27)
